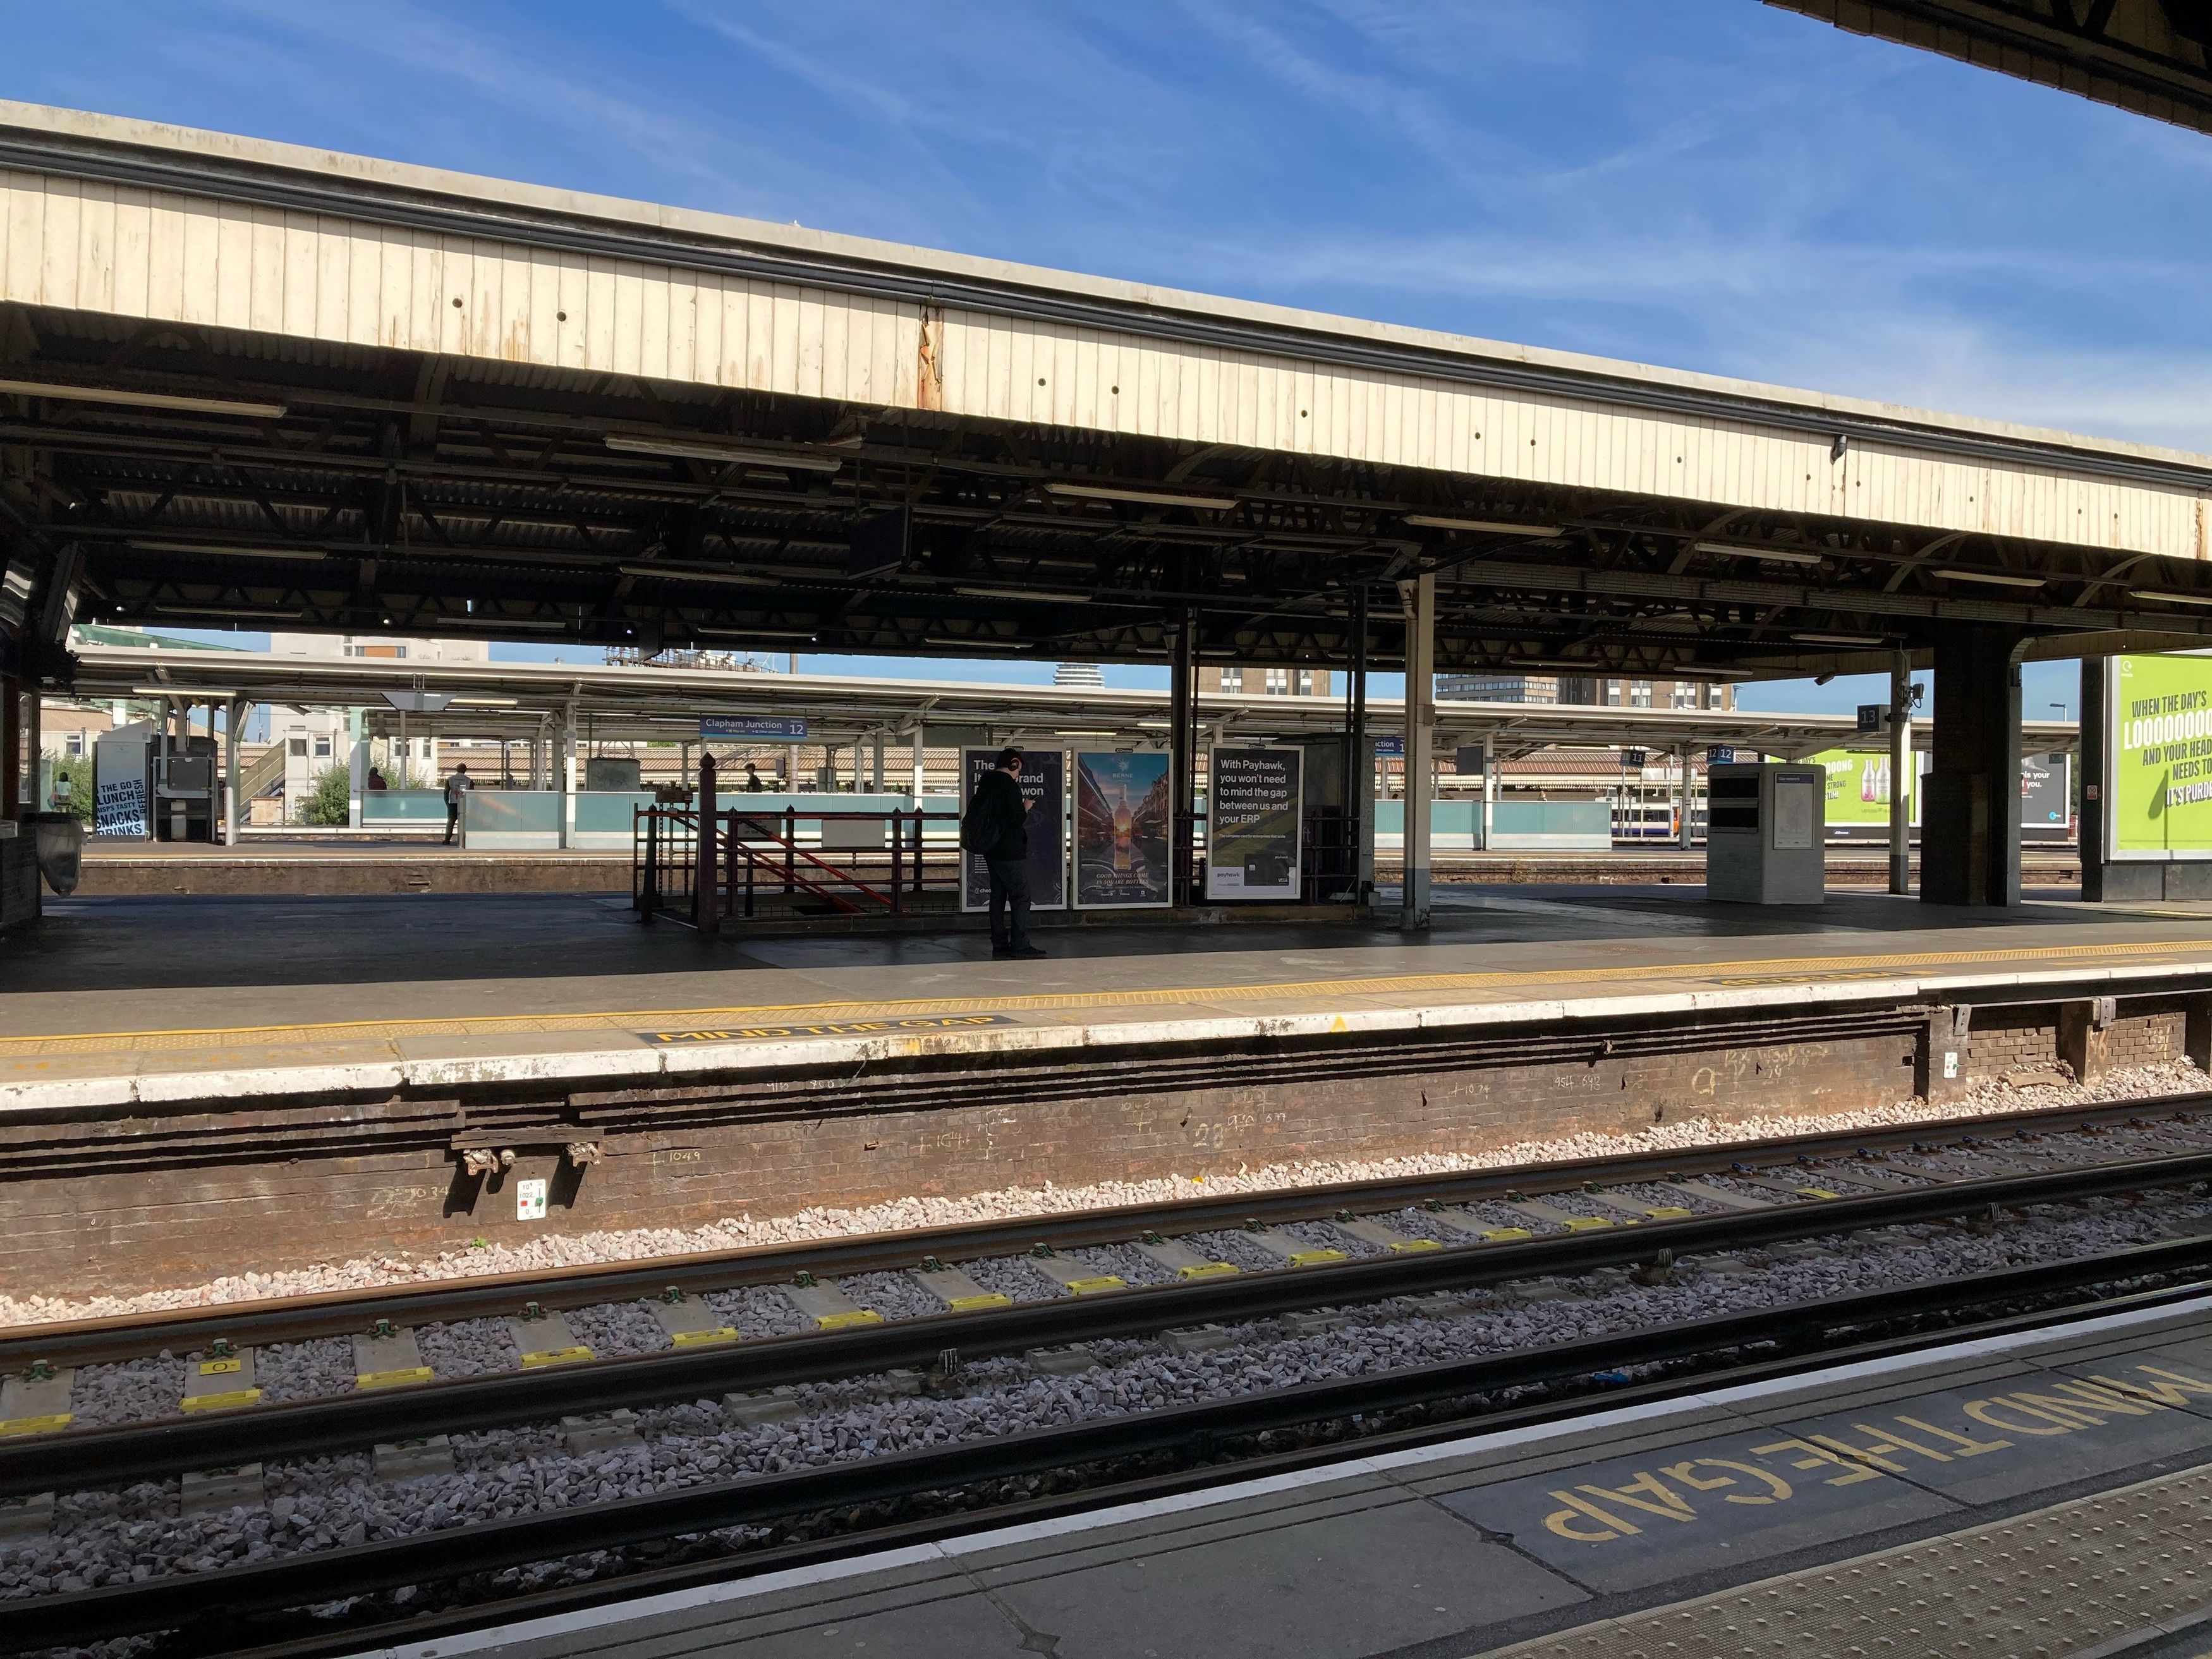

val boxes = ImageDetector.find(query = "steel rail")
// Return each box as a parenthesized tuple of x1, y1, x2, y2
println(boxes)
(3, 1091, 2199, 1374)
(8, 1143, 2211, 1500)
(220, 1272, 2212, 1659)
(0, 1083, 2184, 1367)
(20, 1235, 2212, 1655)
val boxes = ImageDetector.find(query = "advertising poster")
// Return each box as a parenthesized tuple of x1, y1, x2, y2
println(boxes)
(2106, 653, 2212, 860)
(2020, 753, 2070, 844)
(94, 777, 149, 839)
(1073, 751, 1171, 908)
(1812, 749, 1909, 841)
(1206, 746, 1302, 901)
(961, 748, 1066, 911)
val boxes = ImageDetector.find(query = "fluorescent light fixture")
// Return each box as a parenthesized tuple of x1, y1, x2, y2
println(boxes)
(1052, 729, 1117, 737)
(697, 626, 818, 640)
(1933, 568, 2044, 588)
(944, 638, 1030, 650)
(604, 434, 844, 471)
(1694, 540, 1825, 566)
(1403, 514, 1562, 536)
(449, 696, 521, 707)
(1044, 482, 1239, 513)
(132, 539, 327, 561)
(0, 377, 288, 419)
(2129, 588, 2212, 607)
(618, 564, 782, 587)
(471, 619, 569, 631)
(954, 585, 1082, 603)
(1791, 632, 1888, 647)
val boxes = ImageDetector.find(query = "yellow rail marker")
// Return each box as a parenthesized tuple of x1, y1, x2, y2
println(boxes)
(197, 1356, 243, 1376)
(669, 1327, 739, 1348)
(1481, 1226, 1534, 1243)
(813, 1310, 884, 1330)
(1562, 1216, 1615, 1232)
(180, 1387, 262, 1412)
(1063, 1275, 1127, 1295)
(1176, 1261, 1239, 1280)
(947, 1292, 1014, 1311)
(1387, 1238, 1443, 1253)
(355, 1366, 435, 1390)
(1287, 1248, 1347, 1267)
(0, 1413, 73, 1436)
(1641, 1206, 1696, 1221)
(518, 1346, 593, 1369)
(1796, 1187, 1844, 1200)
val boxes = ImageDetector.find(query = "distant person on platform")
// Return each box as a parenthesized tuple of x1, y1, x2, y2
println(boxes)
(442, 763, 472, 845)
(961, 747, 1045, 959)
(744, 762, 765, 793)
(366, 766, 388, 791)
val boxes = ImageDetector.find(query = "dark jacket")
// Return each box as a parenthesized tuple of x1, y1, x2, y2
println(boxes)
(963, 768, 1028, 858)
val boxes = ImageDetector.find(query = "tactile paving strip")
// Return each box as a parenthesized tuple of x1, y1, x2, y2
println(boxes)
(1483, 1462, 2212, 1658)
(3, 935, 2209, 1057)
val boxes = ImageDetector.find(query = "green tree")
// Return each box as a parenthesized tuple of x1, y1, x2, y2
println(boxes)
(296, 765, 351, 826)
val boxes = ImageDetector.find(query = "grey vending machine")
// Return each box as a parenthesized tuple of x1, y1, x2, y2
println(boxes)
(1705, 762, 1825, 904)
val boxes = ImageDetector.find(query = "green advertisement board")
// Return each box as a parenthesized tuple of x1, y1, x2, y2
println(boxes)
(2108, 653, 2212, 860)
(1809, 749, 1909, 834)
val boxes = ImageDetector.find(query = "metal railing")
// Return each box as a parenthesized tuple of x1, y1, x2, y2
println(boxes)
(635, 803, 962, 930)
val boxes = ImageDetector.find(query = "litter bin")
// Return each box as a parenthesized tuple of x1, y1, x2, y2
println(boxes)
(27, 811, 85, 897)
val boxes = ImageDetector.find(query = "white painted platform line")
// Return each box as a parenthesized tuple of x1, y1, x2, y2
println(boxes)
(329, 1289, 2212, 1659)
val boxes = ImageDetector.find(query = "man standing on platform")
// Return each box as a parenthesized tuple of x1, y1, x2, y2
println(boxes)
(961, 747, 1045, 959)
(442, 762, 472, 845)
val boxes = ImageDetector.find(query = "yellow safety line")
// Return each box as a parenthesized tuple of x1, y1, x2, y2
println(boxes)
(4, 933, 2212, 1060)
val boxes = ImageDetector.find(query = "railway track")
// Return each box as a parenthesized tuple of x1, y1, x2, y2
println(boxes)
(8, 1093, 2212, 1653)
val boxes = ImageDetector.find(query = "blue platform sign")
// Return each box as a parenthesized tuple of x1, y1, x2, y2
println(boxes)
(1706, 744, 1737, 765)
(700, 716, 807, 741)
(1373, 735, 1406, 758)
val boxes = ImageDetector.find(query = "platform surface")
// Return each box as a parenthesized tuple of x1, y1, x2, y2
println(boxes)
(365, 1295, 2212, 1659)
(7, 883, 2212, 1109)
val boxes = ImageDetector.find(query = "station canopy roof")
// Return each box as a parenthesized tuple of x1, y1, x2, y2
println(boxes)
(4, 100, 2211, 693)
(66, 643, 2077, 760)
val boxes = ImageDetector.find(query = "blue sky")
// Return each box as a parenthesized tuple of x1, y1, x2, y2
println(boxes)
(17, 0, 2211, 717)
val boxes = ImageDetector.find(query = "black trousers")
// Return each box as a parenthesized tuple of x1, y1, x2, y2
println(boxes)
(985, 854, 1031, 949)
(445, 801, 460, 842)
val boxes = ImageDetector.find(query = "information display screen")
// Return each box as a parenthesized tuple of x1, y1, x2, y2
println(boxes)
(961, 748, 1067, 909)
(2106, 653, 2212, 861)
(1074, 751, 1171, 908)
(1205, 746, 1302, 901)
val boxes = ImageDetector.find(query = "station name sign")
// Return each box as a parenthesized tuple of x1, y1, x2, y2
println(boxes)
(700, 716, 807, 740)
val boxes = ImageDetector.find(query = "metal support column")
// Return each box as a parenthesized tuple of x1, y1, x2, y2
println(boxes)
(223, 698, 244, 846)
(1399, 573, 1435, 931)
(2081, 656, 2110, 902)
(1675, 746, 1691, 849)
(559, 703, 578, 850)
(911, 726, 926, 799)
(696, 751, 719, 938)
(1923, 627, 2023, 907)
(1889, 651, 1913, 894)
(1169, 607, 1199, 906)
(1344, 586, 1369, 894)
(1485, 733, 1499, 852)
(346, 708, 365, 830)
(872, 729, 885, 793)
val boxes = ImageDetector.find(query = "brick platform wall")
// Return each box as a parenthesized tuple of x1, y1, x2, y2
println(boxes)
(1964, 1001, 2186, 1081)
